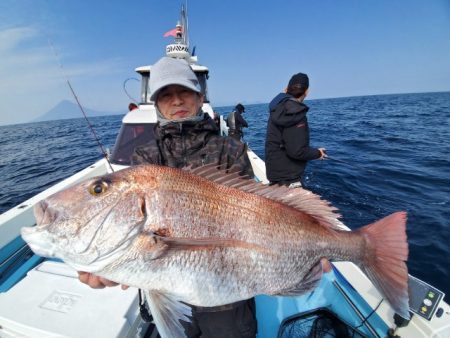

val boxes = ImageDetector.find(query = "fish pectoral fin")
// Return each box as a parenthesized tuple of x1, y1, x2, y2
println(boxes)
(144, 290, 192, 338)
(158, 236, 266, 253)
(275, 260, 324, 296)
(139, 233, 262, 262)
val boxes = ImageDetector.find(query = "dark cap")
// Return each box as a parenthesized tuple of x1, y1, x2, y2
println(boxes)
(235, 103, 245, 113)
(288, 73, 309, 90)
(128, 103, 138, 111)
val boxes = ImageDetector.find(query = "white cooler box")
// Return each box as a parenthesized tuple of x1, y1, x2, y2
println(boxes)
(0, 261, 149, 338)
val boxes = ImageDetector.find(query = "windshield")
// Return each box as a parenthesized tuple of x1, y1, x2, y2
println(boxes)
(110, 123, 156, 165)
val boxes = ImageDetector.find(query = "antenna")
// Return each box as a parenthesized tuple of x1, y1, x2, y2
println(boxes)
(185, 1, 189, 48)
(181, 3, 189, 48)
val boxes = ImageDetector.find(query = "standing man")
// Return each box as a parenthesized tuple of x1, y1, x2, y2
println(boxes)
(227, 103, 248, 141)
(265, 73, 327, 188)
(78, 56, 256, 338)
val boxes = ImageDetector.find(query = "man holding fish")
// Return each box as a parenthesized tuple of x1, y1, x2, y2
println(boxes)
(22, 56, 410, 338)
(78, 56, 258, 337)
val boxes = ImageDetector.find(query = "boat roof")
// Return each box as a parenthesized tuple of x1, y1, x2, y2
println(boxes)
(135, 63, 209, 74)
(122, 105, 157, 123)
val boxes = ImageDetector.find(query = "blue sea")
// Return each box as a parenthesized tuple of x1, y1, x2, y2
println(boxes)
(1, 92, 449, 302)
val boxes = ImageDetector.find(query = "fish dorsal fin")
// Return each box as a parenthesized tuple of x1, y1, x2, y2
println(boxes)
(186, 164, 346, 231)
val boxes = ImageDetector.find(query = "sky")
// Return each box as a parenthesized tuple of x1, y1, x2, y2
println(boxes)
(1, 0, 450, 126)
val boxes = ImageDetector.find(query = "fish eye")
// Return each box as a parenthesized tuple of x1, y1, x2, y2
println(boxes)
(89, 181, 108, 196)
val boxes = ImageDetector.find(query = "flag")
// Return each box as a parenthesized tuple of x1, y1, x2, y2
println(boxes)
(163, 26, 183, 38)
(163, 28, 178, 37)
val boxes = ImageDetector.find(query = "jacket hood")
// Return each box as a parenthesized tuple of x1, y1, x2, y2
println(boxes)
(269, 93, 292, 111)
(268, 93, 309, 128)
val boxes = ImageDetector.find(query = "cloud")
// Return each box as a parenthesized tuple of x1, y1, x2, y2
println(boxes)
(0, 26, 127, 125)
(0, 26, 37, 51)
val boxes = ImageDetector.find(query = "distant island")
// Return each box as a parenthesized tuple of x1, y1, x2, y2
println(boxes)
(32, 100, 124, 123)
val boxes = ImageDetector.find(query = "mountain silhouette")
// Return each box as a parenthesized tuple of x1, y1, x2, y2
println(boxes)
(32, 100, 123, 122)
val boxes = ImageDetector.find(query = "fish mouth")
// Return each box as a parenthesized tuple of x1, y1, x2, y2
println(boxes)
(22, 200, 65, 257)
(23, 195, 146, 272)
(21, 226, 57, 257)
(21, 224, 137, 272)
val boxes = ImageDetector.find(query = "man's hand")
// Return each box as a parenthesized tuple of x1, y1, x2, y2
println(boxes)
(78, 271, 129, 290)
(318, 148, 328, 159)
(320, 258, 333, 273)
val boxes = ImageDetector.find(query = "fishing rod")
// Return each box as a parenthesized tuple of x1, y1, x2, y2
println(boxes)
(325, 156, 353, 166)
(319, 149, 359, 166)
(47, 39, 114, 173)
(321, 155, 377, 175)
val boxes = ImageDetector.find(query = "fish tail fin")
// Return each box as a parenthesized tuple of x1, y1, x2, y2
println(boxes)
(357, 211, 410, 319)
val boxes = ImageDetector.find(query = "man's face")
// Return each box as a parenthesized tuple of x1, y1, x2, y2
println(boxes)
(156, 85, 203, 120)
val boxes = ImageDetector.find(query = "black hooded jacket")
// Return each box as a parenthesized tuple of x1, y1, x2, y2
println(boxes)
(265, 93, 321, 184)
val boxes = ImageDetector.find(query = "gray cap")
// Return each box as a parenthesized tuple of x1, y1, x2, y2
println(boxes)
(150, 57, 201, 102)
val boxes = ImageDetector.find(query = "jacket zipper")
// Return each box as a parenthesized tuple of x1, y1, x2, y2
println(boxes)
(180, 123, 188, 166)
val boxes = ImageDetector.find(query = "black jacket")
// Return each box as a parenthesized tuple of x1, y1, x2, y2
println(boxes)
(132, 114, 253, 176)
(265, 93, 320, 184)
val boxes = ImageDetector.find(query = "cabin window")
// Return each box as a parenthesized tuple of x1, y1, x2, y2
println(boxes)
(141, 74, 150, 103)
(196, 72, 209, 103)
(110, 123, 156, 165)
